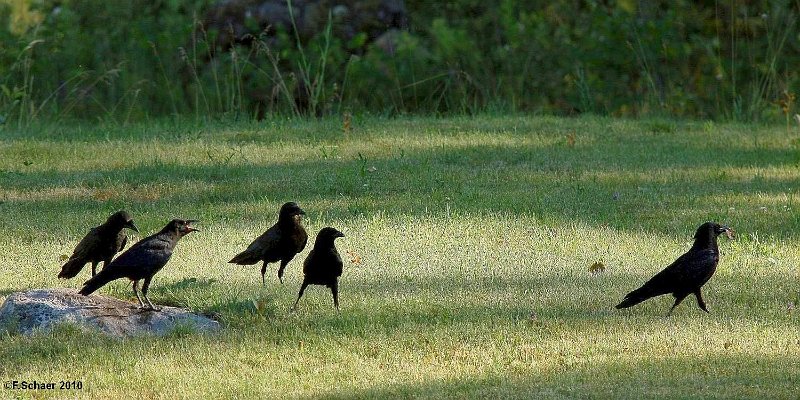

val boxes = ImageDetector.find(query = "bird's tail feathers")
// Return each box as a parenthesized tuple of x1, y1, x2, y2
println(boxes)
(78, 269, 116, 296)
(615, 286, 653, 309)
(57, 258, 85, 279)
(228, 252, 258, 265)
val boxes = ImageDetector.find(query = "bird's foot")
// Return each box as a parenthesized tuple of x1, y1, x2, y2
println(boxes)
(138, 305, 162, 312)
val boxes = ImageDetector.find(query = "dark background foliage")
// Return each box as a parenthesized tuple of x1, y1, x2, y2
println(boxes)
(1, 0, 798, 123)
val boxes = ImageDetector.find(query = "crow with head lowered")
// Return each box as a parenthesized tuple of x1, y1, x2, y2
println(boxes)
(78, 219, 199, 311)
(616, 222, 733, 316)
(229, 202, 308, 285)
(58, 210, 139, 279)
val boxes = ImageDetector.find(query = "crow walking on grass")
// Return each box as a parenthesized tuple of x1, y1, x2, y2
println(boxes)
(293, 227, 345, 311)
(79, 219, 199, 311)
(229, 202, 308, 285)
(58, 210, 139, 279)
(616, 222, 733, 315)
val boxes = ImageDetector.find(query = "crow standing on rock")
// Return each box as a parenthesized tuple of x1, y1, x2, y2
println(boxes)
(616, 222, 733, 315)
(58, 210, 139, 279)
(229, 202, 308, 285)
(293, 227, 345, 311)
(79, 219, 199, 311)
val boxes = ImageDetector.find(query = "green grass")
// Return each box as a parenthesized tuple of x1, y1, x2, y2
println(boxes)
(0, 115, 799, 399)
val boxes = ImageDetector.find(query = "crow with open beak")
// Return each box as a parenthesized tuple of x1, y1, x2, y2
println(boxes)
(79, 219, 199, 311)
(58, 210, 139, 279)
(616, 222, 733, 315)
(229, 202, 308, 285)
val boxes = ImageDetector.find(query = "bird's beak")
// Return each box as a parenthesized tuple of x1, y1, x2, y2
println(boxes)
(298, 209, 306, 215)
(722, 226, 734, 239)
(185, 220, 200, 233)
(126, 221, 139, 233)
(336, 232, 345, 238)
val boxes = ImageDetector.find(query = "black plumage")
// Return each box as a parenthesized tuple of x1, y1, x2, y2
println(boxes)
(293, 227, 345, 311)
(229, 202, 308, 285)
(616, 222, 733, 315)
(58, 210, 139, 279)
(79, 219, 199, 311)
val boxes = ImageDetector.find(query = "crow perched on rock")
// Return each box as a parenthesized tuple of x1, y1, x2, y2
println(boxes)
(58, 210, 139, 279)
(293, 227, 345, 311)
(616, 222, 733, 315)
(79, 219, 199, 311)
(229, 202, 308, 285)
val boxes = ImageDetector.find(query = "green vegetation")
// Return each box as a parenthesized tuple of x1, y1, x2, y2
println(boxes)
(1, 1, 799, 122)
(0, 116, 798, 398)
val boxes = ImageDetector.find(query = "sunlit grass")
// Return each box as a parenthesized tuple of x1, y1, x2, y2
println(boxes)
(0, 115, 799, 399)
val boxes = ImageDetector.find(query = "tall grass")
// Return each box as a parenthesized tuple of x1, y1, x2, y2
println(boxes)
(0, 1, 798, 123)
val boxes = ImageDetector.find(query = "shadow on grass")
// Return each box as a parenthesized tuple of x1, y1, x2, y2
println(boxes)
(303, 353, 800, 399)
(1, 133, 799, 242)
(0, 268, 797, 377)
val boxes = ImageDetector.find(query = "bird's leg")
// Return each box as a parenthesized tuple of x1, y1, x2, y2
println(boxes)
(277, 259, 289, 284)
(91, 262, 99, 277)
(260, 262, 268, 286)
(666, 294, 688, 316)
(694, 289, 709, 313)
(101, 258, 112, 274)
(141, 277, 161, 311)
(330, 281, 340, 312)
(132, 280, 145, 308)
(292, 281, 309, 311)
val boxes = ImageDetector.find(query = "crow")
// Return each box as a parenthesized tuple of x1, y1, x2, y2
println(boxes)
(229, 202, 308, 285)
(616, 222, 733, 315)
(293, 227, 345, 311)
(58, 210, 139, 279)
(79, 219, 199, 311)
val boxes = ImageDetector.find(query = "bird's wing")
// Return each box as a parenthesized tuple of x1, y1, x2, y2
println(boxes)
(117, 232, 128, 253)
(297, 226, 308, 252)
(299, 234, 308, 253)
(676, 248, 718, 284)
(67, 228, 102, 261)
(302, 249, 316, 274)
(642, 249, 717, 292)
(332, 249, 344, 277)
(105, 236, 173, 272)
(241, 226, 282, 259)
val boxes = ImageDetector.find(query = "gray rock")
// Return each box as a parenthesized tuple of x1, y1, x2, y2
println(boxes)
(0, 288, 220, 337)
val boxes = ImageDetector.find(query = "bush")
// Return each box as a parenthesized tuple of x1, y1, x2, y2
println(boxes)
(0, 0, 798, 123)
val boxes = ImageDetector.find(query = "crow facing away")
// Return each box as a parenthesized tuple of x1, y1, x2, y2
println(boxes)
(293, 227, 345, 311)
(79, 219, 199, 311)
(58, 210, 139, 279)
(229, 202, 308, 285)
(616, 222, 733, 315)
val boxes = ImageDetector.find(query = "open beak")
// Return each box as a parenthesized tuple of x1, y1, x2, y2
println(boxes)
(185, 220, 200, 233)
(126, 221, 139, 233)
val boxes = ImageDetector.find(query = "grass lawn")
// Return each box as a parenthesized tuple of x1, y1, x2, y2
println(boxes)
(0, 115, 799, 399)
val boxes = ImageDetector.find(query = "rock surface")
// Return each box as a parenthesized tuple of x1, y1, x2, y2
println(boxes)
(0, 288, 220, 337)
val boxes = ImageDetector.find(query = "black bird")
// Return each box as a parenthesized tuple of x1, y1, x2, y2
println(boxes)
(229, 202, 308, 285)
(293, 227, 345, 311)
(616, 222, 733, 315)
(79, 219, 199, 311)
(58, 210, 139, 279)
